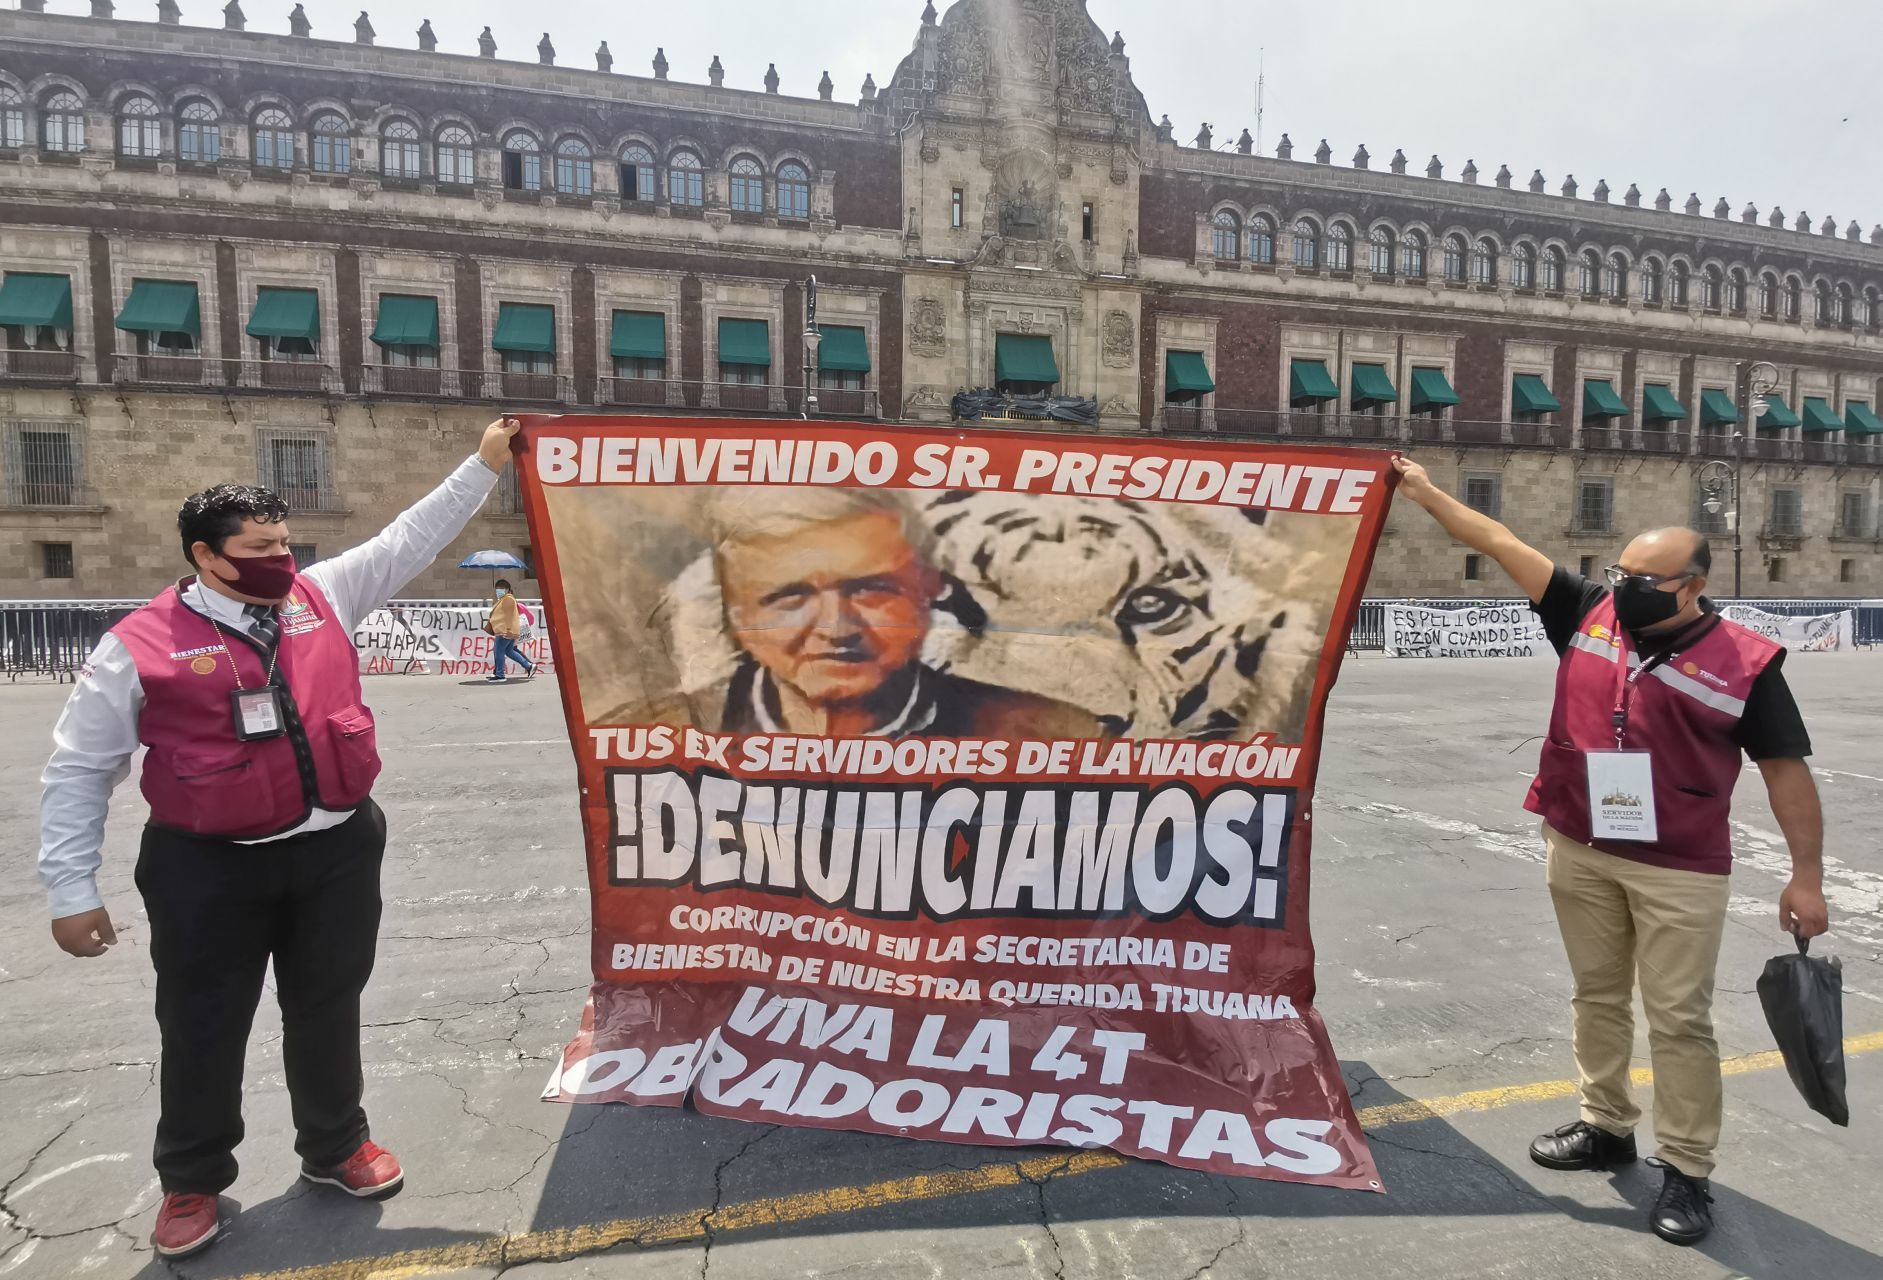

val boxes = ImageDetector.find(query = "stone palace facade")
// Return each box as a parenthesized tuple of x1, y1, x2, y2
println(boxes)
(1, 0, 1880, 598)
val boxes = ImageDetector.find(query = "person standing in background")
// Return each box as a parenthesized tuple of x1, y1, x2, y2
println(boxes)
(486, 578, 536, 682)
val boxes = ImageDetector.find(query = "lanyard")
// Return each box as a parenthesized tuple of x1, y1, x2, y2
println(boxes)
(1608, 614, 1716, 746)
(206, 615, 281, 692)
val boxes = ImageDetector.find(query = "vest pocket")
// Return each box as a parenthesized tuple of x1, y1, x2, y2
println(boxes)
(169, 745, 278, 832)
(326, 705, 382, 798)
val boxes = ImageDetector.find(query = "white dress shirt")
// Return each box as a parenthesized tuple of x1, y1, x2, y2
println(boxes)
(38, 454, 500, 919)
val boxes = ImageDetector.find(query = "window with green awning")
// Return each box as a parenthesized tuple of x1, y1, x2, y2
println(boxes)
(370, 294, 439, 348)
(246, 287, 320, 341)
(717, 317, 771, 366)
(0, 273, 73, 330)
(115, 279, 200, 338)
(492, 302, 556, 353)
(1349, 362, 1395, 409)
(1289, 358, 1338, 407)
(1801, 396, 1843, 432)
(1166, 350, 1216, 397)
(995, 333, 1058, 385)
(1409, 367, 1460, 412)
(1757, 393, 1801, 430)
(1641, 383, 1688, 422)
(1581, 378, 1629, 420)
(1511, 373, 1560, 416)
(817, 326, 871, 373)
(611, 311, 666, 360)
(1699, 388, 1740, 426)
(1845, 400, 1883, 435)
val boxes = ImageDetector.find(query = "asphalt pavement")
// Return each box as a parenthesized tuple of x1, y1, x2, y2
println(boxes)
(0, 654, 1878, 1280)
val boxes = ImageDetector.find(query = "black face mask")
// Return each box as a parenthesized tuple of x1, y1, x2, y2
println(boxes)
(1612, 578, 1685, 632)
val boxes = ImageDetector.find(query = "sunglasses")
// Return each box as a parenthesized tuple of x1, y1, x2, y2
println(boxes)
(1603, 565, 1697, 590)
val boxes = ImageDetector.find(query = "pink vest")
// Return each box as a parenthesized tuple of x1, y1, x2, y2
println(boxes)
(1524, 597, 1780, 874)
(111, 576, 382, 839)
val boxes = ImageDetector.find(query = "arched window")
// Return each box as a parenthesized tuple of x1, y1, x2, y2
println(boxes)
(1325, 221, 1352, 272)
(1443, 234, 1467, 283)
(1865, 287, 1881, 334)
(435, 125, 474, 186)
(729, 155, 765, 213)
(619, 143, 657, 202)
(1605, 253, 1627, 299)
(1291, 218, 1319, 268)
(177, 99, 219, 163)
(1211, 209, 1241, 261)
(1728, 268, 1748, 315)
(1511, 242, 1535, 289)
(1399, 230, 1427, 279)
(1367, 227, 1394, 275)
(309, 112, 351, 174)
(1701, 266, 1723, 311)
(1539, 246, 1564, 292)
(1835, 283, 1854, 327)
(1669, 261, 1690, 307)
(1783, 277, 1801, 321)
(252, 106, 294, 170)
(116, 94, 161, 158)
(1758, 272, 1778, 318)
(1471, 237, 1497, 285)
(1577, 250, 1601, 298)
(42, 90, 85, 153)
(777, 161, 810, 219)
(1248, 215, 1275, 264)
(0, 86, 23, 150)
(668, 148, 703, 207)
(1641, 258, 1664, 304)
(1815, 280, 1834, 324)
(554, 137, 593, 196)
(379, 119, 421, 179)
(502, 129, 543, 191)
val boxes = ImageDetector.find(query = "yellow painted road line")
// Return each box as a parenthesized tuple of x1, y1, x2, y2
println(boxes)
(236, 1030, 1883, 1280)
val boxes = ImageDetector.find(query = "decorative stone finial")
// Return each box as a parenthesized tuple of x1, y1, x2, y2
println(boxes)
(1353, 144, 1370, 169)
(1592, 178, 1609, 202)
(1624, 183, 1641, 207)
(709, 55, 725, 87)
(477, 26, 495, 57)
(653, 47, 669, 79)
(860, 73, 876, 101)
(922, 1, 938, 24)
(1425, 154, 1442, 179)
(1110, 31, 1125, 55)
(1392, 149, 1409, 175)
(354, 11, 373, 44)
(1194, 123, 1213, 150)
(416, 18, 435, 51)
(1768, 205, 1785, 228)
(1820, 213, 1837, 236)
(1495, 163, 1512, 188)
(1315, 138, 1332, 164)
(1462, 159, 1479, 184)
(1155, 114, 1171, 141)
(595, 41, 612, 72)
(1275, 132, 1292, 159)
(288, 3, 309, 36)
(158, 0, 182, 25)
(764, 63, 780, 93)
(1713, 197, 1730, 219)
(537, 33, 554, 65)
(1741, 203, 1757, 223)
(818, 70, 833, 100)
(1847, 220, 1862, 242)
(1236, 128, 1252, 154)
(1654, 187, 1671, 211)
(223, 0, 243, 26)
(1561, 174, 1577, 198)
(1795, 210, 1810, 232)
(1871, 225, 1883, 245)
(90, 0, 112, 16)
(1684, 192, 1702, 215)
(1529, 169, 1546, 193)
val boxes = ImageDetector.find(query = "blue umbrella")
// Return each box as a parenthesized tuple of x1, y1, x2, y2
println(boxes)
(458, 549, 528, 570)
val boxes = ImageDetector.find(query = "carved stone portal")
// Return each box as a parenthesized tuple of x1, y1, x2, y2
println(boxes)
(1101, 310, 1134, 367)
(909, 297, 947, 356)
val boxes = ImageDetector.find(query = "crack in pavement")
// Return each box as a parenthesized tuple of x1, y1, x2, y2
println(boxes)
(1364, 1128, 1556, 1209)
(1178, 1178, 1248, 1280)
(699, 1123, 783, 1280)
(1019, 1154, 1082, 1280)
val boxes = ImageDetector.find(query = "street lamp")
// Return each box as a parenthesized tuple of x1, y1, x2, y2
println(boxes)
(1702, 360, 1779, 600)
(801, 274, 820, 419)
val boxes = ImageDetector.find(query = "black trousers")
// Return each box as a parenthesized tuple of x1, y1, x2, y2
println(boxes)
(135, 800, 387, 1194)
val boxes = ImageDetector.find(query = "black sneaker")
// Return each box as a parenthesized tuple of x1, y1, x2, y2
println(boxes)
(1528, 1119, 1638, 1170)
(1648, 1160, 1714, 1246)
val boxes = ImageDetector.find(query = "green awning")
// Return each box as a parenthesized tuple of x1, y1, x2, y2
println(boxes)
(370, 294, 439, 348)
(115, 279, 200, 338)
(1845, 401, 1883, 435)
(1641, 383, 1688, 423)
(995, 332, 1058, 384)
(1757, 393, 1801, 430)
(1511, 374, 1560, 415)
(718, 317, 771, 367)
(611, 311, 666, 360)
(1581, 378, 1629, 420)
(1166, 350, 1216, 395)
(245, 287, 320, 341)
(0, 273, 73, 330)
(817, 325, 871, 373)
(1289, 358, 1339, 407)
(1801, 396, 1843, 433)
(492, 302, 556, 354)
(1699, 388, 1740, 426)
(1348, 362, 1395, 408)
(1409, 367, 1460, 412)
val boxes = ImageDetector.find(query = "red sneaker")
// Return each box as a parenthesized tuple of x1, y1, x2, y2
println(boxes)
(301, 1139, 404, 1198)
(152, 1192, 219, 1258)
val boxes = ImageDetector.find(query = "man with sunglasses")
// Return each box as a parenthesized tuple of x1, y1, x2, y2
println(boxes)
(1391, 456, 1828, 1247)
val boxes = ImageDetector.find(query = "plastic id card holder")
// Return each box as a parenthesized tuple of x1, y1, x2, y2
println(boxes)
(1586, 750, 1657, 842)
(231, 687, 286, 741)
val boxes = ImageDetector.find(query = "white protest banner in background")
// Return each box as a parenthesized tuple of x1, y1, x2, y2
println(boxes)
(352, 604, 556, 675)
(1718, 605, 1855, 653)
(1383, 602, 1549, 658)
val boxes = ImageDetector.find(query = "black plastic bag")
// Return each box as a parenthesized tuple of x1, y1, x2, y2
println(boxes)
(1756, 933, 1848, 1126)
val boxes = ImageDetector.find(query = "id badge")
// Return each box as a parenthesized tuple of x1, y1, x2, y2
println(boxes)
(1586, 750, 1657, 841)
(231, 687, 286, 741)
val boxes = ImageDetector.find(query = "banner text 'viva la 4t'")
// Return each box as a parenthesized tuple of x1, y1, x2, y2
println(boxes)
(515, 416, 1395, 1190)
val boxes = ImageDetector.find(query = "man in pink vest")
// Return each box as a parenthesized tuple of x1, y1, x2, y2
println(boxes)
(38, 418, 520, 1259)
(1392, 456, 1829, 1247)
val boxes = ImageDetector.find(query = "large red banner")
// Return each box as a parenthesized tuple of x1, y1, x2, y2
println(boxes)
(517, 416, 1394, 1189)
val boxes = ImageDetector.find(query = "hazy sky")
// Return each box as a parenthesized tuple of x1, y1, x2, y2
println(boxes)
(20, 0, 1883, 232)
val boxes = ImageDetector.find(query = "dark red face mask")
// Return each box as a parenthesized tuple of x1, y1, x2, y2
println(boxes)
(211, 551, 298, 600)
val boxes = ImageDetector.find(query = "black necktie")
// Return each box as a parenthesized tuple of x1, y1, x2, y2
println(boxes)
(244, 603, 280, 655)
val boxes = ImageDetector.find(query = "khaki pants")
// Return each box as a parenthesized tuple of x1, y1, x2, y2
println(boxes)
(1543, 823, 1732, 1177)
